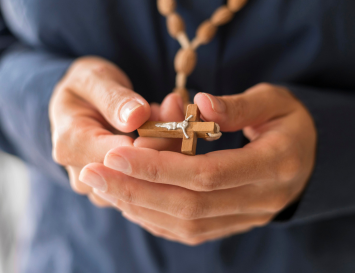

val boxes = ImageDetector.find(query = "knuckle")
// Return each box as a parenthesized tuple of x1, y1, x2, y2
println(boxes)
(192, 166, 221, 191)
(177, 221, 204, 238)
(274, 136, 302, 182)
(263, 133, 302, 183)
(230, 97, 248, 123)
(75, 63, 112, 92)
(248, 82, 274, 95)
(277, 154, 302, 183)
(89, 63, 112, 77)
(103, 88, 122, 115)
(175, 197, 205, 220)
(119, 184, 135, 204)
(83, 61, 112, 80)
(145, 163, 161, 182)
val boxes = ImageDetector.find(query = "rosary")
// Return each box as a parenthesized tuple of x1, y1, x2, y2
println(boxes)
(138, 0, 248, 155)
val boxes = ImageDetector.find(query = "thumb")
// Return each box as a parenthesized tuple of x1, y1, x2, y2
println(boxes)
(194, 83, 296, 132)
(62, 57, 151, 133)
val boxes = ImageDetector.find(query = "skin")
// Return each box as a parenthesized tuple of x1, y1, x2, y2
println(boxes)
(50, 56, 317, 246)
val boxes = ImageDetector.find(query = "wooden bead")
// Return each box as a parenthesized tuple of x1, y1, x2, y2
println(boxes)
(211, 6, 234, 26)
(227, 0, 248, 12)
(174, 48, 197, 76)
(157, 0, 176, 16)
(196, 21, 217, 44)
(167, 13, 185, 38)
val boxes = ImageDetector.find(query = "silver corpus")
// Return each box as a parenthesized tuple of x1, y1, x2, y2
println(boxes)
(155, 115, 193, 139)
(155, 115, 222, 140)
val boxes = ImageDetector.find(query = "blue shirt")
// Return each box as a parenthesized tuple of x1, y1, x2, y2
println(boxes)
(0, 0, 355, 272)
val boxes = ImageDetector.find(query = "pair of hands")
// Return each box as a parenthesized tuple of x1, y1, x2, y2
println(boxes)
(50, 57, 317, 245)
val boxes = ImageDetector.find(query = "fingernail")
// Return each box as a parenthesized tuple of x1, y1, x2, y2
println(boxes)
(201, 93, 226, 113)
(93, 188, 118, 204)
(120, 100, 144, 123)
(105, 153, 131, 174)
(79, 168, 107, 192)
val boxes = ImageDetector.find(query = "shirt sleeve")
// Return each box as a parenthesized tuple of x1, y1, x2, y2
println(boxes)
(273, 84, 355, 224)
(0, 26, 74, 187)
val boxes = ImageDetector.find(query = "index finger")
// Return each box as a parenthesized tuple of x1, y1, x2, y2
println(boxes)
(103, 144, 274, 191)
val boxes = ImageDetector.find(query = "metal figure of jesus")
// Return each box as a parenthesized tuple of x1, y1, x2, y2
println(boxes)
(138, 104, 221, 155)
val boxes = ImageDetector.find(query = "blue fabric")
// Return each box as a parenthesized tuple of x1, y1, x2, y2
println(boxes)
(0, 0, 354, 272)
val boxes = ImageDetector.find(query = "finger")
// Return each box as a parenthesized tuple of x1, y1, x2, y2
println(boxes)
(51, 92, 135, 167)
(194, 83, 297, 132)
(103, 144, 275, 191)
(122, 213, 185, 244)
(159, 93, 185, 122)
(59, 58, 151, 132)
(88, 192, 112, 208)
(133, 218, 252, 246)
(100, 195, 271, 236)
(53, 124, 134, 167)
(83, 164, 281, 219)
(67, 166, 92, 195)
(150, 103, 161, 121)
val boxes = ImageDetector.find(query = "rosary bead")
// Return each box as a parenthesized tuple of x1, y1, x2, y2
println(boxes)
(227, 0, 248, 12)
(174, 48, 197, 76)
(211, 6, 234, 26)
(167, 13, 185, 38)
(157, 0, 176, 16)
(196, 21, 217, 44)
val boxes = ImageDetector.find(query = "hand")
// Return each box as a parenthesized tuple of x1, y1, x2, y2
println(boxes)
(49, 56, 183, 207)
(80, 83, 317, 245)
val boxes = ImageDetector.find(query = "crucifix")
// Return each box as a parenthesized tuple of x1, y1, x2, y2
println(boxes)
(138, 104, 222, 155)
(135, 0, 246, 155)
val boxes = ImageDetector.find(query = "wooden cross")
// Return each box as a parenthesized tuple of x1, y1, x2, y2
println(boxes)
(138, 104, 221, 155)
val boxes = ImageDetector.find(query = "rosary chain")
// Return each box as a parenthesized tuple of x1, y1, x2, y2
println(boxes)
(157, 0, 248, 110)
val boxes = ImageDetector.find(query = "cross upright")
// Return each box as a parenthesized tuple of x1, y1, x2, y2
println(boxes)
(138, 104, 221, 155)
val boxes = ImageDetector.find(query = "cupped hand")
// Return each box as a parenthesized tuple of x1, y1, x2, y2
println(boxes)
(49, 56, 184, 207)
(80, 83, 317, 245)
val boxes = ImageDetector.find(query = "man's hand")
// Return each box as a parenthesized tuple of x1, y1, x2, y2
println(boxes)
(49, 56, 184, 207)
(80, 83, 317, 245)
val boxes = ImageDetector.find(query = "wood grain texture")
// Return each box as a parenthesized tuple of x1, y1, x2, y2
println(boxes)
(185, 104, 200, 121)
(181, 131, 197, 156)
(137, 104, 218, 155)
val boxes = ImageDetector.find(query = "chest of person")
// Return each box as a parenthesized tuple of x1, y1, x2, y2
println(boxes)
(2, 0, 350, 98)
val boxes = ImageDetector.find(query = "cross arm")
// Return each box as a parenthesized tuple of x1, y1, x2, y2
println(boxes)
(137, 121, 217, 139)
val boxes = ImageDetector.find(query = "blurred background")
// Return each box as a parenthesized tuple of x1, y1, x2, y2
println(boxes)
(0, 151, 28, 273)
